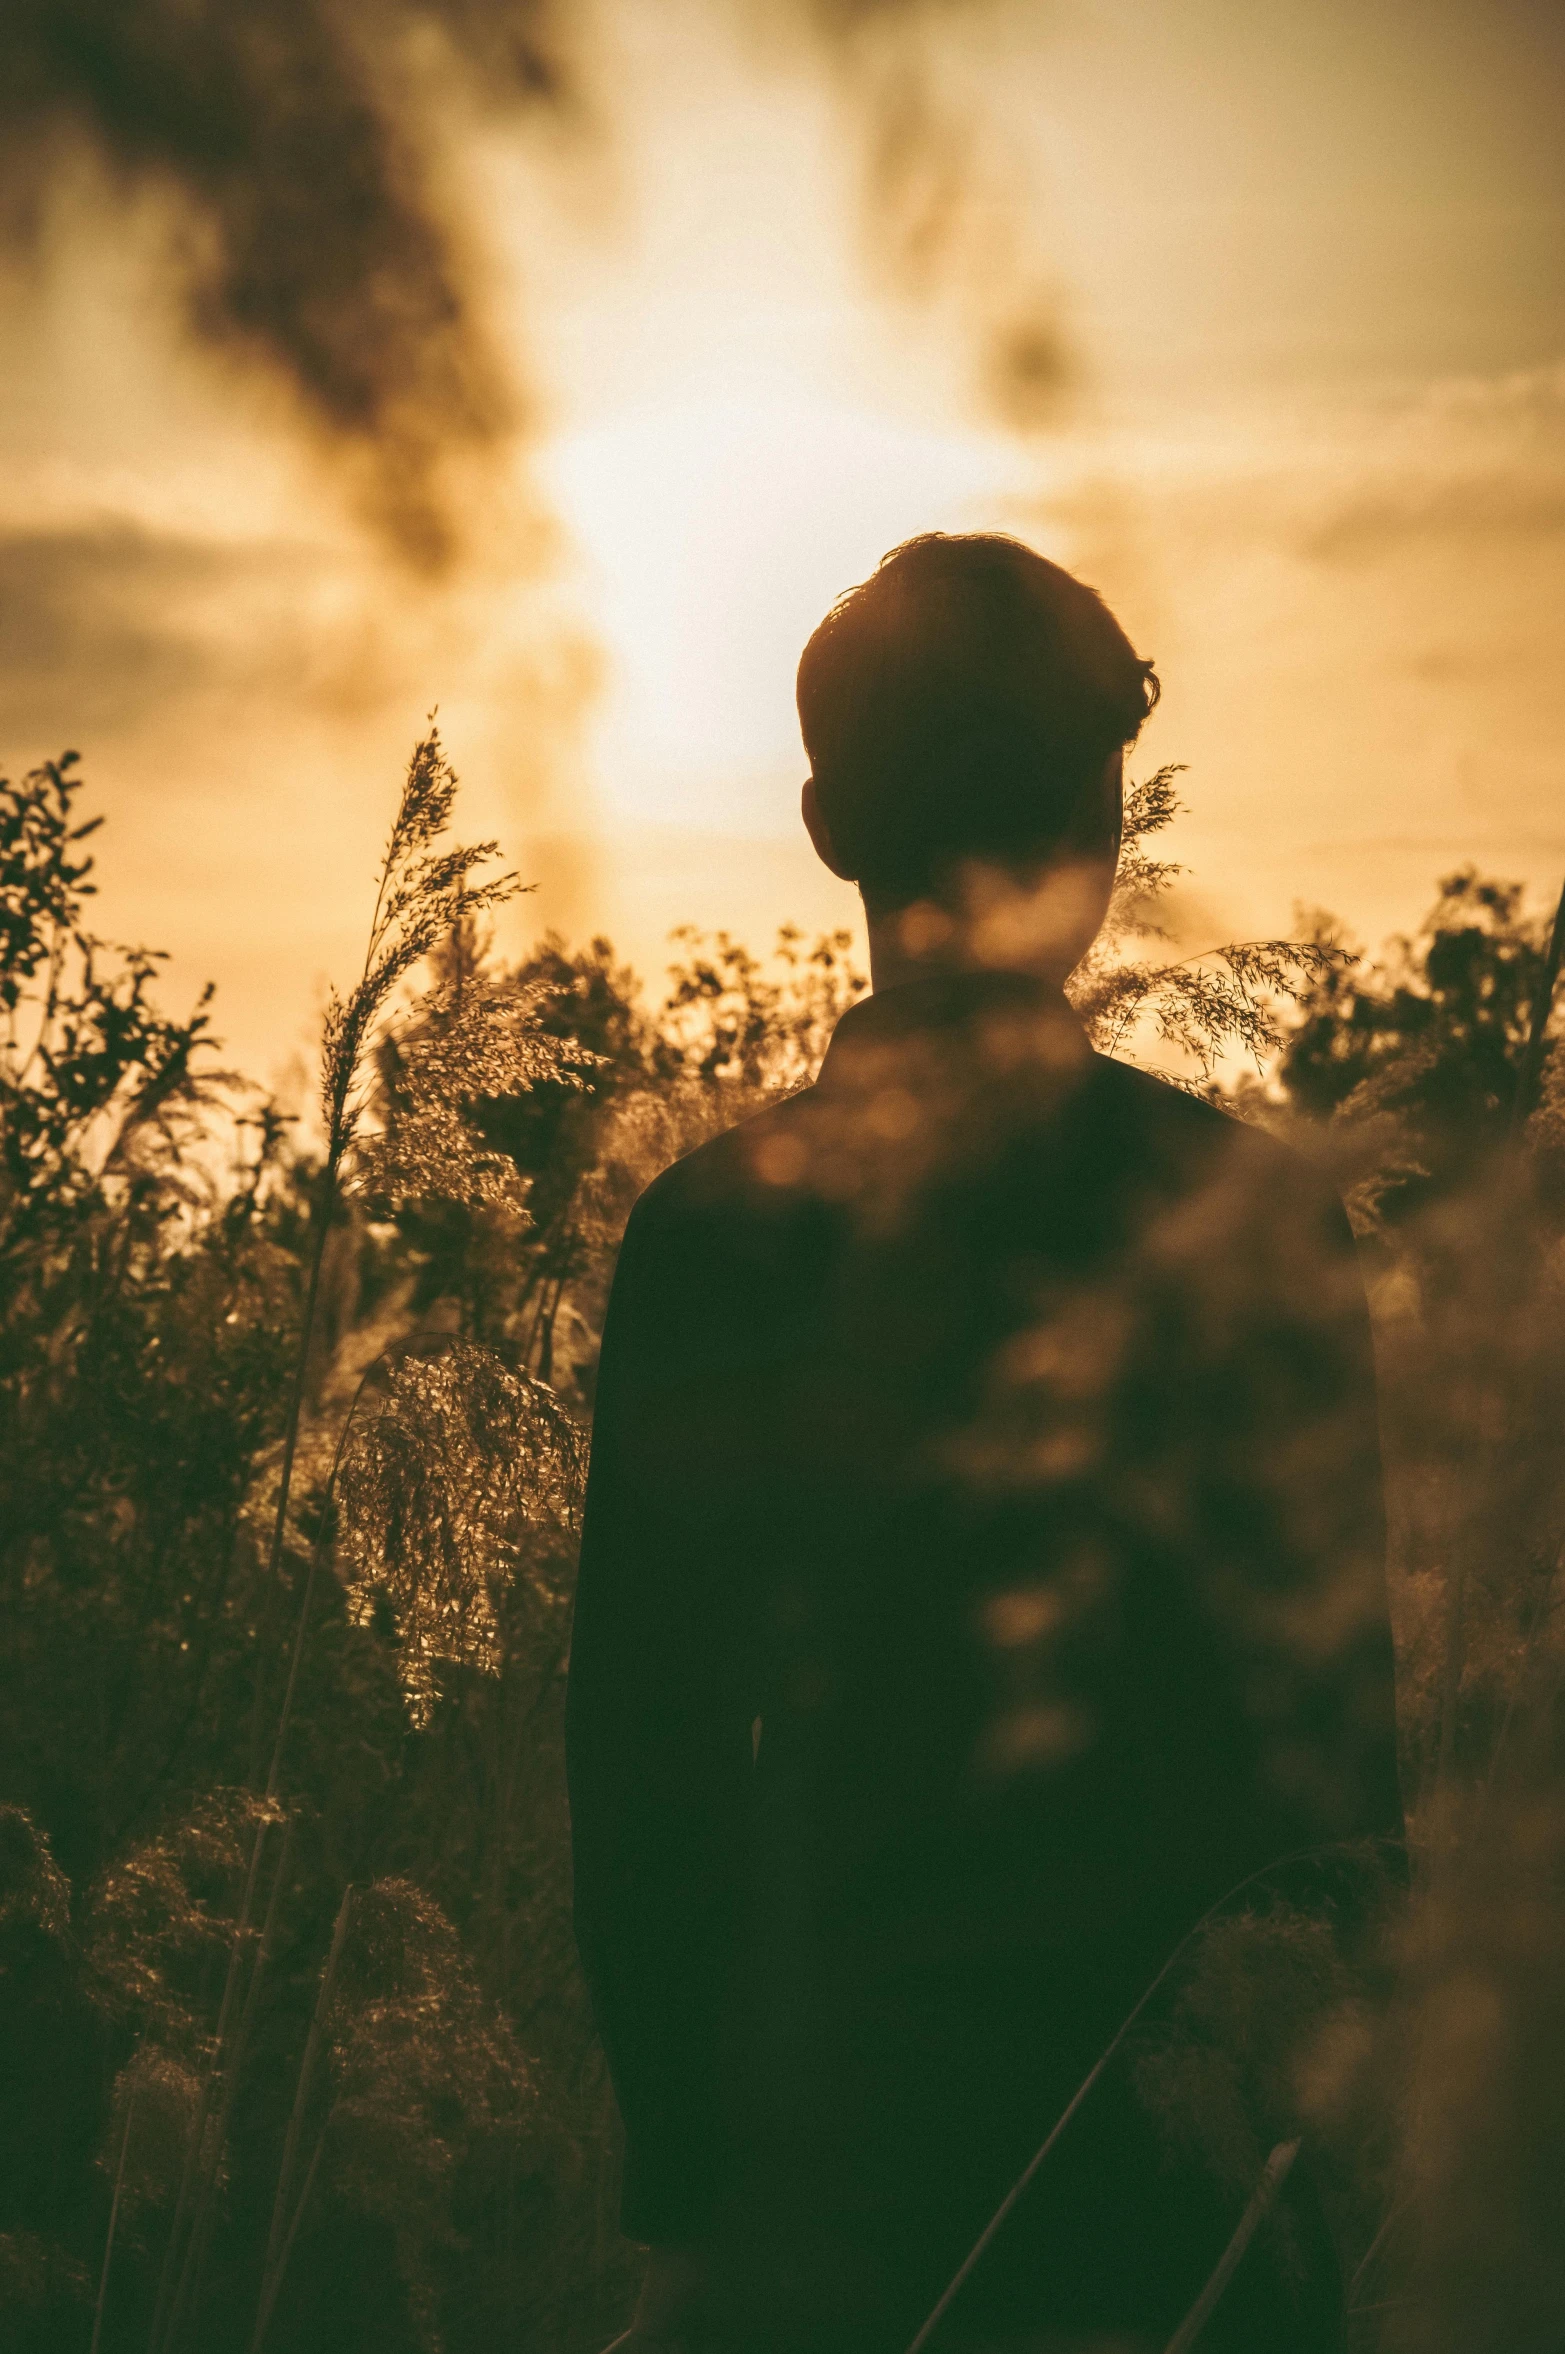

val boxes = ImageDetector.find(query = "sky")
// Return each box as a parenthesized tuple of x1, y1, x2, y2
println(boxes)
(2, 0, 1563, 1090)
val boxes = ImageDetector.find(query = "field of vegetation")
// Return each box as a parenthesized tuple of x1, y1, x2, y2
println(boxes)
(2, 731, 1562, 2353)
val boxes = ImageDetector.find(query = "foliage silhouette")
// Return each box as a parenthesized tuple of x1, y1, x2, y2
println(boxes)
(2, 735, 1562, 2349)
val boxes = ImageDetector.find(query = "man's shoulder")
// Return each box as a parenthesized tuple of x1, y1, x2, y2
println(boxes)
(630, 1060, 1334, 1197)
(1092, 1054, 1350, 1219)
(619, 1090, 818, 1249)
(605, 1094, 827, 1359)
(620, 1056, 1349, 1263)
(1093, 1051, 1240, 1135)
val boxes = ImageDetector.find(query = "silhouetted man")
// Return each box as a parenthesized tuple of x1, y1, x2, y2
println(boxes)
(567, 534, 1403, 2353)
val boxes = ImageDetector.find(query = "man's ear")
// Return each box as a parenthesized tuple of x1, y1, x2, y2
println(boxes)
(801, 776, 855, 881)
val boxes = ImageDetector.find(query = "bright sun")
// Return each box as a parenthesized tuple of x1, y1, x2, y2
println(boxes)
(540, 386, 1019, 834)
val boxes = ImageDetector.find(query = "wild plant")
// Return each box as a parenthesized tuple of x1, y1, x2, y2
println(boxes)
(1069, 763, 1345, 1083)
(334, 1337, 586, 1724)
(658, 919, 868, 1090)
(261, 722, 554, 1614)
(310, 1879, 534, 2344)
(11, 712, 1560, 2349)
(0, 750, 220, 1287)
(113, 726, 588, 2353)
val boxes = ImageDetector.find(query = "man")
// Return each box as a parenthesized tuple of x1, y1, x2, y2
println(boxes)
(567, 534, 1403, 2352)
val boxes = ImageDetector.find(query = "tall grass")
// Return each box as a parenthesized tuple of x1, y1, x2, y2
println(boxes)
(3, 732, 1562, 2349)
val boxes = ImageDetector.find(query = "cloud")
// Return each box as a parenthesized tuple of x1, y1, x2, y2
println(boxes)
(1302, 479, 1565, 565)
(795, 0, 1078, 433)
(1417, 359, 1565, 433)
(0, 517, 403, 752)
(1299, 361, 1565, 564)
(0, 0, 574, 569)
(0, 0, 1053, 569)
(0, 522, 229, 741)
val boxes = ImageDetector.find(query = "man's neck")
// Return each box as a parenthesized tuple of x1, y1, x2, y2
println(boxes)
(862, 902, 1077, 1000)
(864, 901, 962, 995)
(863, 856, 1115, 998)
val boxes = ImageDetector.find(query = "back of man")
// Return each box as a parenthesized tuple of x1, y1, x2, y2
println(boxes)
(566, 537, 1403, 2353)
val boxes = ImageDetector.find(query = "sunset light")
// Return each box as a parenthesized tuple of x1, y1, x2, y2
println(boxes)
(542, 383, 1019, 829)
(4, 5, 1565, 2348)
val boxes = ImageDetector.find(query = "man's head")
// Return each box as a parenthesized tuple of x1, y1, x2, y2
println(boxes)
(797, 533, 1156, 919)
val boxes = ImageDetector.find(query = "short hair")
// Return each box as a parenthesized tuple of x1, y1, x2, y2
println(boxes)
(796, 532, 1157, 907)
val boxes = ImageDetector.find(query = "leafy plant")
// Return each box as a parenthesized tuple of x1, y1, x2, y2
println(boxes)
(1069, 764, 1343, 1084)
(12, 718, 1564, 2352)
(0, 751, 219, 1280)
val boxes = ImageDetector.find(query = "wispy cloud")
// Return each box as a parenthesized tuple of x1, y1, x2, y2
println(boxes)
(1300, 363, 1565, 563)
(0, 0, 577, 566)
(0, 517, 406, 751)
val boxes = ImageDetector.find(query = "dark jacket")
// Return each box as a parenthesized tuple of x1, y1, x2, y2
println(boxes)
(566, 972, 1403, 2332)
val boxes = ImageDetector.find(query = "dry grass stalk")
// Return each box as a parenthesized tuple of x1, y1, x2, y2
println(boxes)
(146, 1804, 279, 2352)
(1161, 2139, 1301, 2354)
(260, 723, 524, 1614)
(335, 1338, 585, 1722)
(159, 1817, 295, 2352)
(141, 726, 573, 2351)
(1069, 766, 1345, 1085)
(88, 2093, 134, 2354)
(250, 1885, 355, 2354)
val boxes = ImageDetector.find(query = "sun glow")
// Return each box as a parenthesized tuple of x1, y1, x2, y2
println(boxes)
(539, 384, 1020, 834)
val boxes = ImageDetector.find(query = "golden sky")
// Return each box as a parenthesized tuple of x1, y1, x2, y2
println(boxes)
(2, 0, 1563, 1088)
